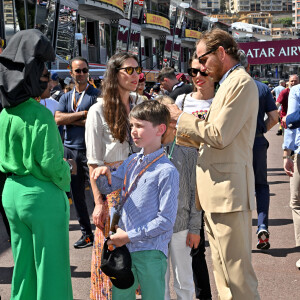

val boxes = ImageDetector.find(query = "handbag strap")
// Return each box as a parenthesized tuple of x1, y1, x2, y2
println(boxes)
(181, 93, 188, 111)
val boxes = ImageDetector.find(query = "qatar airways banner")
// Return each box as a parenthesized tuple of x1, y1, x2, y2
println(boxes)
(239, 40, 300, 65)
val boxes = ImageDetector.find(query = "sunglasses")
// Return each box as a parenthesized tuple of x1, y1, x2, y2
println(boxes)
(187, 68, 208, 77)
(117, 66, 142, 75)
(74, 68, 89, 74)
(198, 48, 217, 65)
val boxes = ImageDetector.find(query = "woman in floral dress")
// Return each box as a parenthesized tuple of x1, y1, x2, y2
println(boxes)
(85, 52, 144, 300)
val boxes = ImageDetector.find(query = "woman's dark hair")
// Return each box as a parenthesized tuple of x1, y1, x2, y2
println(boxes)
(101, 52, 139, 143)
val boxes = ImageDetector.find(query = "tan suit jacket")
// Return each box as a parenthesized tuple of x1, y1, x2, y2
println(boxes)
(177, 67, 259, 213)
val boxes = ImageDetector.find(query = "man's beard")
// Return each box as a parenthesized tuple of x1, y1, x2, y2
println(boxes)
(210, 60, 224, 83)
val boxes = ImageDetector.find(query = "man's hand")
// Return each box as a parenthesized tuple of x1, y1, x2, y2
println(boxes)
(282, 116, 287, 129)
(92, 202, 108, 230)
(107, 227, 130, 247)
(91, 166, 112, 183)
(186, 232, 201, 249)
(166, 104, 183, 123)
(284, 158, 294, 177)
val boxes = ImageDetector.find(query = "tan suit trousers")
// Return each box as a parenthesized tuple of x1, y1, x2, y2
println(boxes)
(290, 154, 300, 246)
(204, 211, 260, 300)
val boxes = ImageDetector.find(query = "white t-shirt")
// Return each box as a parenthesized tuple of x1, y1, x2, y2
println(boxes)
(175, 93, 213, 120)
(40, 98, 60, 116)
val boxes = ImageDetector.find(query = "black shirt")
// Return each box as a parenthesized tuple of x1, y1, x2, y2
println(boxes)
(169, 83, 193, 101)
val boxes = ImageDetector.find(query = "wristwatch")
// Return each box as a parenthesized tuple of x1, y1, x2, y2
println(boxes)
(66, 160, 73, 172)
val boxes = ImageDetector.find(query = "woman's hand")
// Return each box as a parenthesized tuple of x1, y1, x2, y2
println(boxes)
(92, 202, 108, 230)
(186, 232, 201, 249)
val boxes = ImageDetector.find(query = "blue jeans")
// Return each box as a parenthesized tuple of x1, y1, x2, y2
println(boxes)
(253, 136, 270, 229)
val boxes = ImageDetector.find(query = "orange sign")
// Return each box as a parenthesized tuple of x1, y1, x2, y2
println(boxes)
(185, 29, 202, 39)
(145, 72, 157, 82)
(98, 0, 124, 10)
(146, 14, 170, 30)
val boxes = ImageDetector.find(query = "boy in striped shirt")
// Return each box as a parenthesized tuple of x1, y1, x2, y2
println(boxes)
(94, 101, 179, 299)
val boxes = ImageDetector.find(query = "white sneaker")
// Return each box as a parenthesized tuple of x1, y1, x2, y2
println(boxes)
(296, 259, 300, 269)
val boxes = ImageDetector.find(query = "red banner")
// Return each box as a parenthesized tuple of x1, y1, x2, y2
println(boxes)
(239, 40, 300, 65)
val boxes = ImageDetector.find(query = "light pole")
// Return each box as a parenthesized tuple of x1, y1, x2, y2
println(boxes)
(170, 1, 190, 68)
(126, 0, 134, 52)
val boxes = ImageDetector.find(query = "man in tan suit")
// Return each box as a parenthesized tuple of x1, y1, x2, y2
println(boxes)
(168, 28, 260, 300)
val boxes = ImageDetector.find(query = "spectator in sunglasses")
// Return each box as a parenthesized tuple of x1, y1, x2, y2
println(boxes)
(55, 57, 100, 249)
(157, 67, 193, 101)
(167, 28, 260, 300)
(85, 52, 144, 300)
(173, 51, 215, 299)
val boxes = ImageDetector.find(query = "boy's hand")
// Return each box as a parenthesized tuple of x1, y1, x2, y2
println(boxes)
(91, 166, 112, 184)
(92, 202, 108, 230)
(186, 233, 201, 249)
(107, 227, 130, 247)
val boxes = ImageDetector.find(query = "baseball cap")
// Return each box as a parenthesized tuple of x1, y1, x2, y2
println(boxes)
(139, 73, 146, 82)
(176, 73, 186, 81)
(51, 72, 59, 81)
(100, 239, 134, 289)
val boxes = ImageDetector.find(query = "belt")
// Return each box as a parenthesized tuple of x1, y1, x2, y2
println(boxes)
(255, 133, 264, 137)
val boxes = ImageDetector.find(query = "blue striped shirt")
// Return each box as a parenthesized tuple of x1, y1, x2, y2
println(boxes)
(283, 85, 300, 153)
(96, 147, 179, 257)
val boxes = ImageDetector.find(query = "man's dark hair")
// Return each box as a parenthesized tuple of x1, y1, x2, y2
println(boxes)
(69, 56, 89, 70)
(156, 67, 177, 82)
(129, 100, 170, 129)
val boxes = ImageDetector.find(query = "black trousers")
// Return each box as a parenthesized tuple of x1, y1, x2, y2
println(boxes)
(192, 212, 212, 299)
(0, 171, 10, 238)
(64, 146, 92, 236)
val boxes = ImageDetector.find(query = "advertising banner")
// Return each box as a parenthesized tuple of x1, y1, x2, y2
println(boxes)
(97, 0, 123, 11)
(146, 13, 170, 30)
(185, 29, 201, 39)
(239, 39, 300, 65)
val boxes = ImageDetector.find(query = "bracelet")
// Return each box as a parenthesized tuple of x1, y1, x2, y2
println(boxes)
(283, 156, 292, 159)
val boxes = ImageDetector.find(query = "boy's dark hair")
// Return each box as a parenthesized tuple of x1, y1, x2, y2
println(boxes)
(156, 67, 177, 82)
(129, 101, 170, 129)
(69, 56, 89, 70)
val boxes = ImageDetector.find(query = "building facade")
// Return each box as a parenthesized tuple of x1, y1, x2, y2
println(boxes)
(0, 0, 228, 80)
(230, 0, 293, 13)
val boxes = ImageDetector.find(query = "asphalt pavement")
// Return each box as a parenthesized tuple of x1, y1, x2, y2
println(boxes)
(0, 126, 300, 299)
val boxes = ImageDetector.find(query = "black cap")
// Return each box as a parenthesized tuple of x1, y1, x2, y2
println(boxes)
(100, 239, 135, 289)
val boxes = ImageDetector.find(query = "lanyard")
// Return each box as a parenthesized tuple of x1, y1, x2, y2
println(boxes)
(71, 84, 89, 112)
(167, 138, 176, 160)
(117, 152, 165, 213)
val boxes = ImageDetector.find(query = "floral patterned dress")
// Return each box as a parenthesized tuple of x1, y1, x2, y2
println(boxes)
(90, 162, 122, 300)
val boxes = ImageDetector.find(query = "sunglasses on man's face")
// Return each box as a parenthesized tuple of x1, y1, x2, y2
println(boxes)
(74, 68, 89, 74)
(117, 66, 142, 75)
(187, 68, 208, 77)
(198, 48, 217, 65)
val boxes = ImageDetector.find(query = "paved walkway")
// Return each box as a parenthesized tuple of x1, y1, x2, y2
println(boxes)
(0, 127, 300, 299)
